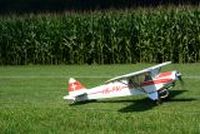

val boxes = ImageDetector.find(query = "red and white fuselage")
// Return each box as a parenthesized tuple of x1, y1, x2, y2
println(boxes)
(63, 69, 181, 103)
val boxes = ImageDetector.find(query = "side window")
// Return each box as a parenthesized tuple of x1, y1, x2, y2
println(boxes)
(128, 73, 152, 88)
(144, 73, 152, 81)
(128, 75, 144, 88)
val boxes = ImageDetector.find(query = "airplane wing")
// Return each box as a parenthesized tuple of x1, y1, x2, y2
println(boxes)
(145, 61, 171, 71)
(105, 61, 171, 83)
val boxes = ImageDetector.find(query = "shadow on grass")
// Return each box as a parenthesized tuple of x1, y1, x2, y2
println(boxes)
(119, 90, 196, 113)
(69, 100, 98, 106)
(69, 90, 196, 112)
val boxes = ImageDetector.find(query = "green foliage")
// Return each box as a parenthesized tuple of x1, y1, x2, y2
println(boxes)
(0, 8, 200, 65)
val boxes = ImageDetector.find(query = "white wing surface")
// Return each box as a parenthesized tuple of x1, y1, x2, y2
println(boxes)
(105, 61, 171, 83)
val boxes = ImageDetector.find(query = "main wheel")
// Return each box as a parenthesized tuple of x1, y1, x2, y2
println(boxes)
(158, 89, 169, 99)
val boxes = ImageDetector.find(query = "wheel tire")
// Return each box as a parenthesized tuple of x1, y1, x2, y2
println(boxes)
(158, 89, 169, 99)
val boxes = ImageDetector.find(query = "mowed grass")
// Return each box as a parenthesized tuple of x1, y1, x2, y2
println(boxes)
(0, 64, 200, 134)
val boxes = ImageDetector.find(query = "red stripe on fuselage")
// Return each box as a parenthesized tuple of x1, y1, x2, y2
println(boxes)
(88, 77, 174, 95)
(141, 78, 173, 87)
(89, 85, 128, 95)
(156, 72, 172, 78)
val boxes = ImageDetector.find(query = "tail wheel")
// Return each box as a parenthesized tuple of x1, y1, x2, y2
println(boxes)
(158, 89, 169, 99)
(67, 99, 76, 105)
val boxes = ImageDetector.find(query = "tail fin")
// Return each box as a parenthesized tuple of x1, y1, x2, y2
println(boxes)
(68, 78, 87, 96)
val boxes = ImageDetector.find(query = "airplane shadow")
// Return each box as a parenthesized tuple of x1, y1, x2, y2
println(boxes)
(118, 90, 196, 113)
(69, 90, 196, 112)
(69, 99, 98, 106)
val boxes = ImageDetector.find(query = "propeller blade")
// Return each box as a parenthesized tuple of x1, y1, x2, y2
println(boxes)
(175, 71, 184, 86)
(178, 75, 184, 86)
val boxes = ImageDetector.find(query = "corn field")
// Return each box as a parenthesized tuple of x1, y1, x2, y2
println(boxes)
(0, 8, 200, 65)
(0, 0, 199, 14)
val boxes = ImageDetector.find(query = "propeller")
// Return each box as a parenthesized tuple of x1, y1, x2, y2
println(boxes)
(176, 71, 184, 86)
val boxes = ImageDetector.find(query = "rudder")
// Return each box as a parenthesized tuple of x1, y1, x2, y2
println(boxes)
(68, 78, 86, 96)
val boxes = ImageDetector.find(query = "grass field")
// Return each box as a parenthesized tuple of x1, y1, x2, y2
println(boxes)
(0, 63, 200, 134)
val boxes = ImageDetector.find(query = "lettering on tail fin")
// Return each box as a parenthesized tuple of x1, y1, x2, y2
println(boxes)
(68, 78, 87, 96)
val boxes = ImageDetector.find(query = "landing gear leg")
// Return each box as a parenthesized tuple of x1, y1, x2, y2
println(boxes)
(155, 93, 162, 105)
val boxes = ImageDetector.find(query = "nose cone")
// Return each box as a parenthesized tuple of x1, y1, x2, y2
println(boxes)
(175, 71, 182, 80)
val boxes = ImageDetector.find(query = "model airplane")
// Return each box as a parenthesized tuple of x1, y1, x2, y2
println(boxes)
(63, 61, 182, 104)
